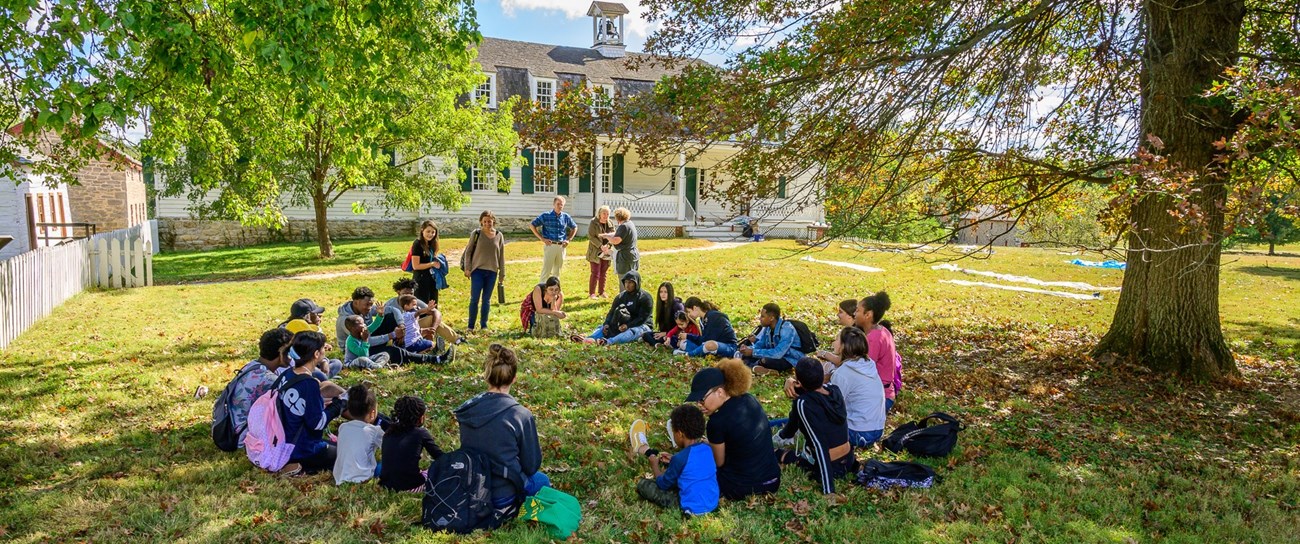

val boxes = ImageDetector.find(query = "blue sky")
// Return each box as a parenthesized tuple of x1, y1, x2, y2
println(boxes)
(474, 0, 653, 51)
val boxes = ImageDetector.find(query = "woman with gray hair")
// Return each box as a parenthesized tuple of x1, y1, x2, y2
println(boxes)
(599, 207, 639, 276)
(586, 205, 615, 298)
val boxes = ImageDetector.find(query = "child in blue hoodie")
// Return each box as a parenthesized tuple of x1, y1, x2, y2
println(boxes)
(629, 404, 719, 515)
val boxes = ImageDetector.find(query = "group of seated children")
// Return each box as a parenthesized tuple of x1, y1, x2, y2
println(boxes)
(333, 283, 460, 367)
(221, 330, 550, 527)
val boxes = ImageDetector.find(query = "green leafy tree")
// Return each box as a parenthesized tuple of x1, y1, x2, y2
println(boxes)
(2, 0, 516, 258)
(523, 0, 1300, 379)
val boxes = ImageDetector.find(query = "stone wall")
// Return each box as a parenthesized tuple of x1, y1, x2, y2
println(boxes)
(67, 156, 148, 233)
(158, 216, 538, 251)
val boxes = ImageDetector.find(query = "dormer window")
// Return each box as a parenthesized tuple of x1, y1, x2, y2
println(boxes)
(474, 73, 497, 109)
(531, 76, 556, 110)
(590, 82, 615, 114)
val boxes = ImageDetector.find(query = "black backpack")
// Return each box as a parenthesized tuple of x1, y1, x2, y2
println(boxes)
(210, 363, 261, 452)
(787, 319, 819, 352)
(882, 412, 963, 457)
(856, 460, 940, 490)
(422, 448, 524, 534)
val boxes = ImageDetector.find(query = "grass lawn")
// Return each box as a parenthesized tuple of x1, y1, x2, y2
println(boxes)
(152, 236, 713, 284)
(1, 240, 1297, 543)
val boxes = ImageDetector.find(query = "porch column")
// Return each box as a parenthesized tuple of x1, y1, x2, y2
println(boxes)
(676, 151, 686, 221)
(593, 143, 604, 215)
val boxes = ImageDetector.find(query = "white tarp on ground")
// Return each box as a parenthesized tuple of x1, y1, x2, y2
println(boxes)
(800, 255, 885, 272)
(931, 263, 1120, 292)
(939, 279, 1103, 300)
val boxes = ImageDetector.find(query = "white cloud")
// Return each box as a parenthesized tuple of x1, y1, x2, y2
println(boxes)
(496, 0, 655, 42)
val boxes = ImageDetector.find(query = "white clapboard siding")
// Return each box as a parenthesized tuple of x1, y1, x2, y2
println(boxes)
(0, 222, 154, 350)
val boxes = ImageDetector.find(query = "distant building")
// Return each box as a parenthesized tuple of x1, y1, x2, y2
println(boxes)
(956, 205, 1022, 246)
(153, 1, 824, 249)
(0, 151, 74, 260)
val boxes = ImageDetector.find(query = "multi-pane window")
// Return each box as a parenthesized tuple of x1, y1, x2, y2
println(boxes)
(668, 167, 680, 191)
(471, 167, 494, 191)
(474, 73, 496, 108)
(533, 150, 556, 193)
(590, 83, 614, 114)
(600, 156, 612, 193)
(533, 78, 555, 110)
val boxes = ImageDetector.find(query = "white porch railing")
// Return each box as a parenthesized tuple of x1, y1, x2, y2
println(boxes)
(599, 193, 681, 219)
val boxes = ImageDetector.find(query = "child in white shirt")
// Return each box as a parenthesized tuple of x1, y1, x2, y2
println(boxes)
(334, 384, 385, 485)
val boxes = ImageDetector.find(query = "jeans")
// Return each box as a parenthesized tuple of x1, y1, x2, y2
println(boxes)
(468, 268, 498, 330)
(540, 243, 566, 282)
(885, 398, 895, 413)
(742, 355, 793, 372)
(588, 259, 610, 296)
(589, 324, 651, 345)
(849, 429, 883, 449)
(312, 358, 342, 381)
(683, 340, 737, 358)
(405, 338, 435, 353)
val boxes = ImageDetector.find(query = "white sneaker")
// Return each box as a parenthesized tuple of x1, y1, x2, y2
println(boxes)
(672, 349, 687, 356)
(665, 419, 677, 449)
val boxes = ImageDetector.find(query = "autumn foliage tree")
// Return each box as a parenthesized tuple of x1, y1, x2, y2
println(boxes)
(518, 0, 1300, 379)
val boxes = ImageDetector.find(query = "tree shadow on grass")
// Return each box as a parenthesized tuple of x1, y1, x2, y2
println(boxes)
(1235, 265, 1300, 281)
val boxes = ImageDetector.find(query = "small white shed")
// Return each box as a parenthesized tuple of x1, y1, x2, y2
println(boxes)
(1, 156, 74, 261)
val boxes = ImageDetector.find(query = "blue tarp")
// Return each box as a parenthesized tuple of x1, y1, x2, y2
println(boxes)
(1069, 259, 1126, 270)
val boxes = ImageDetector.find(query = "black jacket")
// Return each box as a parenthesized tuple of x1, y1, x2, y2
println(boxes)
(604, 271, 653, 330)
(687, 310, 738, 345)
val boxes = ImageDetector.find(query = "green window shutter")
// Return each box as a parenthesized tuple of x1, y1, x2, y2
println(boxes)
(578, 152, 592, 193)
(557, 151, 570, 195)
(499, 165, 511, 193)
(460, 161, 472, 192)
(612, 153, 624, 193)
(778, 175, 788, 198)
(521, 148, 535, 194)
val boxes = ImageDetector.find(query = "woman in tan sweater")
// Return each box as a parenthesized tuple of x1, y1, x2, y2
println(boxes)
(585, 205, 614, 299)
(462, 210, 506, 330)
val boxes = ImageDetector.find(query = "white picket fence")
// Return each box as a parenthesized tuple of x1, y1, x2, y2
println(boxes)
(0, 221, 155, 349)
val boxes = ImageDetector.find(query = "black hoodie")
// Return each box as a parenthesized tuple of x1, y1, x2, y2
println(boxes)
(603, 271, 653, 330)
(454, 392, 542, 499)
(778, 384, 851, 494)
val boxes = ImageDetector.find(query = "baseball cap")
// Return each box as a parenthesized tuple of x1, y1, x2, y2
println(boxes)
(289, 298, 326, 319)
(685, 367, 726, 402)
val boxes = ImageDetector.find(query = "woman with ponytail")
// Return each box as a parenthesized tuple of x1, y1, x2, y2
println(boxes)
(379, 396, 445, 492)
(858, 291, 899, 412)
(272, 331, 345, 475)
(454, 343, 548, 524)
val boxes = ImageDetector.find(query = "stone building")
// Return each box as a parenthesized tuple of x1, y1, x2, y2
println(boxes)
(65, 145, 148, 233)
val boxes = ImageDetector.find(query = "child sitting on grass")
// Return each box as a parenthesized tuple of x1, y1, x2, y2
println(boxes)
(333, 384, 384, 485)
(397, 295, 457, 362)
(343, 315, 392, 369)
(379, 396, 445, 492)
(774, 357, 856, 495)
(655, 311, 700, 350)
(282, 298, 343, 379)
(628, 404, 719, 516)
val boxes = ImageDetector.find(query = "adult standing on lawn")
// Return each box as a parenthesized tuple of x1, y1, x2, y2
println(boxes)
(463, 210, 507, 332)
(600, 207, 639, 276)
(530, 196, 578, 283)
(409, 220, 446, 304)
(685, 359, 781, 500)
(585, 205, 615, 299)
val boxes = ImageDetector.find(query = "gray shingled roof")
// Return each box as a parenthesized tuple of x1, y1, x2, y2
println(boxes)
(475, 37, 685, 85)
(587, 1, 630, 16)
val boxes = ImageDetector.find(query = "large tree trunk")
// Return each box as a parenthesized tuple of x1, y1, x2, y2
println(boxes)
(1093, 0, 1244, 380)
(1268, 241, 1275, 256)
(311, 176, 335, 259)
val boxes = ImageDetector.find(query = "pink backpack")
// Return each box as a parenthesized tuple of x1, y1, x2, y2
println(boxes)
(243, 375, 308, 471)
